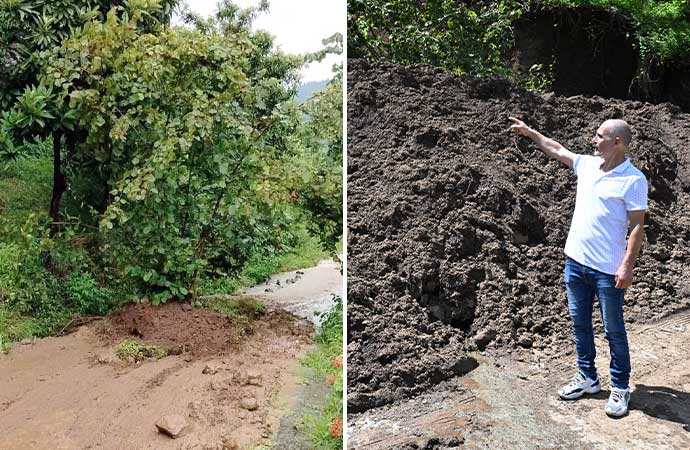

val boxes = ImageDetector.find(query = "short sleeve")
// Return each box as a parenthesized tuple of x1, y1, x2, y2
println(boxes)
(573, 154, 597, 176)
(624, 176, 648, 211)
(572, 154, 583, 175)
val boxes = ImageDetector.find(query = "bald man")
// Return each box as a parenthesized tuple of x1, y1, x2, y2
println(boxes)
(509, 117, 648, 417)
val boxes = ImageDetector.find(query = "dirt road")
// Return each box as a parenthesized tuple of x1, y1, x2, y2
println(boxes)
(348, 308, 690, 450)
(0, 260, 342, 450)
(242, 258, 343, 323)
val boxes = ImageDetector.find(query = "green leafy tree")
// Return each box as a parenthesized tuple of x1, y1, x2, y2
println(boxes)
(1, 0, 343, 305)
(0, 0, 179, 110)
(294, 38, 343, 246)
(0, 0, 179, 232)
(3, 1, 343, 302)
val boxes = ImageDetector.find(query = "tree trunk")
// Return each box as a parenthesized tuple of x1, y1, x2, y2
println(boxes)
(49, 130, 66, 236)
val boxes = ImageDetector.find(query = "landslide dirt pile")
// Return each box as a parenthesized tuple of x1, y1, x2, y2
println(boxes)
(347, 59, 690, 413)
(99, 301, 313, 358)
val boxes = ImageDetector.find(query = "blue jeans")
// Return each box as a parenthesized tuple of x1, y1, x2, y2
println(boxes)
(564, 257, 630, 389)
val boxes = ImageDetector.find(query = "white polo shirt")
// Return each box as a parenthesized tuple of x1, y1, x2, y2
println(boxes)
(564, 154, 648, 275)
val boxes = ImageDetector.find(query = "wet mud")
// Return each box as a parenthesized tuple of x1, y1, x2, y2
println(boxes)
(347, 59, 690, 413)
(0, 262, 342, 450)
(100, 300, 312, 358)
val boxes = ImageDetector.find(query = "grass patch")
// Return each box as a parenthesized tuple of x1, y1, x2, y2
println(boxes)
(114, 339, 167, 361)
(0, 305, 72, 353)
(0, 155, 73, 350)
(0, 156, 52, 236)
(205, 296, 266, 320)
(335, 235, 343, 256)
(206, 296, 266, 331)
(276, 230, 330, 272)
(0, 308, 38, 352)
(0, 154, 134, 350)
(301, 297, 343, 449)
(204, 296, 266, 335)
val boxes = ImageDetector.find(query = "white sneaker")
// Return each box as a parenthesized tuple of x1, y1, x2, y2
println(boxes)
(605, 387, 630, 417)
(558, 372, 601, 400)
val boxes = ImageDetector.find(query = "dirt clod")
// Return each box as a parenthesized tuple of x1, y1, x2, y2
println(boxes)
(472, 329, 497, 350)
(203, 363, 221, 375)
(221, 435, 238, 450)
(95, 352, 116, 364)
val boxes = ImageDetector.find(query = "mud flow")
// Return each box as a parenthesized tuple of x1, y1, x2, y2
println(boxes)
(347, 59, 690, 414)
(0, 261, 342, 450)
(99, 300, 312, 358)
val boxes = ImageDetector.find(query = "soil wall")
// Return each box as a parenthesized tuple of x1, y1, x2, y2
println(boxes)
(347, 59, 690, 413)
(511, 7, 690, 112)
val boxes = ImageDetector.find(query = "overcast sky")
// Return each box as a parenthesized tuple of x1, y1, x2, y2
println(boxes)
(177, 0, 345, 82)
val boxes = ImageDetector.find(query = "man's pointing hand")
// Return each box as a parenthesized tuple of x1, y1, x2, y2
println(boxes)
(509, 117, 531, 137)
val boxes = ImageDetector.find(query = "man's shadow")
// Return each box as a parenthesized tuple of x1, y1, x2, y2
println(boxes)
(631, 384, 690, 431)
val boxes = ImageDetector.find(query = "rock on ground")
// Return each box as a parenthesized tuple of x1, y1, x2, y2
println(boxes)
(155, 414, 188, 438)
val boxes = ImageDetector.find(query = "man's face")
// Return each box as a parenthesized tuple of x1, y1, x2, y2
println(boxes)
(591, 125, 619, 156)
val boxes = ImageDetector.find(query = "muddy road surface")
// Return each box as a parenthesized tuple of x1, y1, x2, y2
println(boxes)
(349, 308, 690, 450)
(0, 260, 342, 450)
(242, 258, 343, 324)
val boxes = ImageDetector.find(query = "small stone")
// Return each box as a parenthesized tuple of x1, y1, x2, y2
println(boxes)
(209, 381, 224, 391)
(246, 370, 263, 386)
(221, 435, 238, 450)
(181, 303, 193, 312)
(473, 328, 497, 350)
(518, 335, 534, 348)
(155, 414, 188, 438)
(96, 352, 115, 364)
(203, 363, 220, 375)
(239, 397, 258, 411)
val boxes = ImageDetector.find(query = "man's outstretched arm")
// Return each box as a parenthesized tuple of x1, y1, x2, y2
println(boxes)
(509, 117, 577, 169)
(615, 210, 646, 289)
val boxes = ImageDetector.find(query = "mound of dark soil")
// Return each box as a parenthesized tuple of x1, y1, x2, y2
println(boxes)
(347, 59, 690, 413)
(99, 301, 312, 358)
